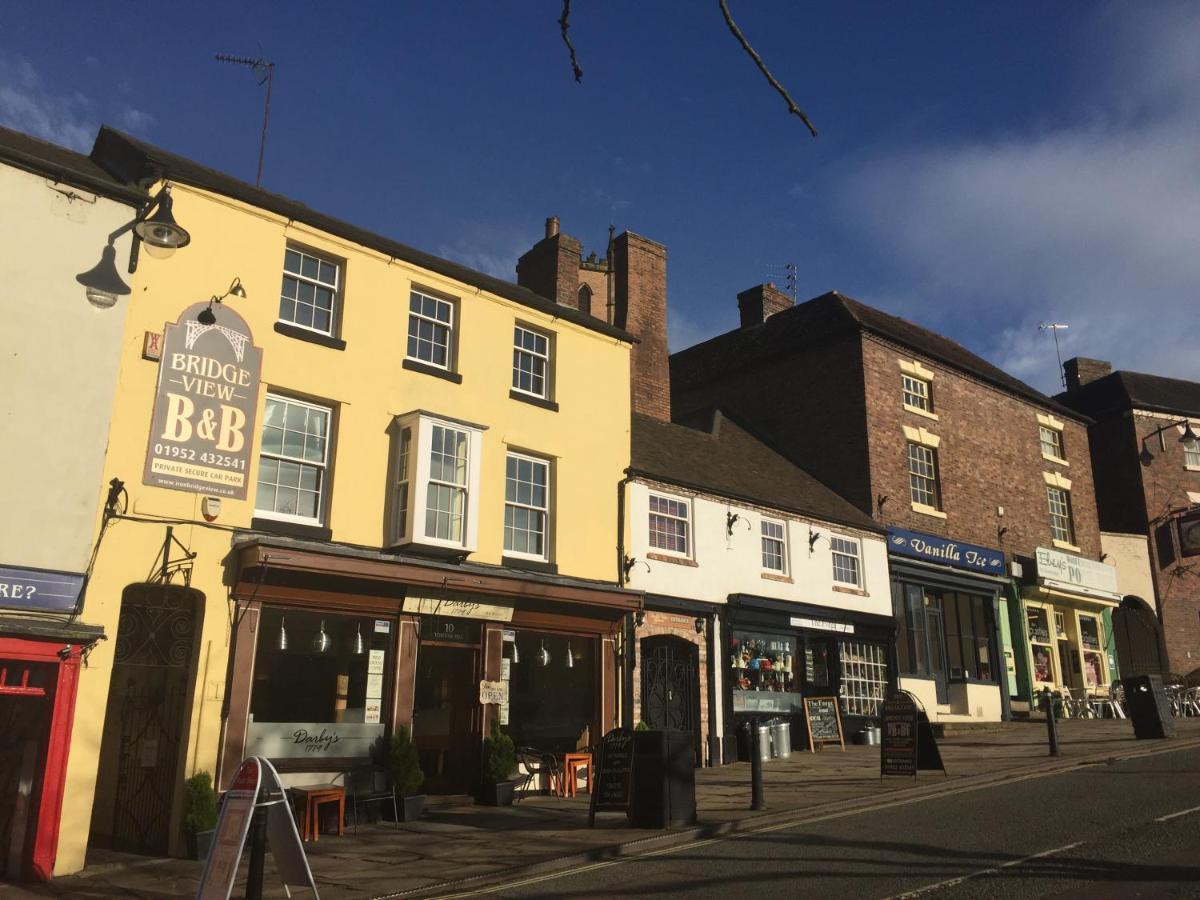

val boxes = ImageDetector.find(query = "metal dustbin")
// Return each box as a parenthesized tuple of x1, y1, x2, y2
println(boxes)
(770, 718, 792, 758)
(1123, 674, 1175, 739)
(757, 722, 773, 761)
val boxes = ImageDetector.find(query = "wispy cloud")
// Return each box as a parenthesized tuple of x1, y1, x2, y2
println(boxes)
(437, 228, 537, 282)
(0, 55, 95, 151)
(117, 105, 155, 134)
(833, 2, 1200, 392)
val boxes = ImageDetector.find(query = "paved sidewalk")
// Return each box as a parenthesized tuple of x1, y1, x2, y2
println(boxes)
(6, 718, 1199, 900)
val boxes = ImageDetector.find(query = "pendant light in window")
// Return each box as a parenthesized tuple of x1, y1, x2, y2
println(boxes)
(312, 619, 330, 653)
(565, 642, 575, 669)
(352, 624, 365, 655)
(278, 616, 289, 652)
(538, 640, 551, 667)
(510, 641, 520, 665)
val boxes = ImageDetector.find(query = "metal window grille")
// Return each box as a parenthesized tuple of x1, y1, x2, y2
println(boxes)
(831, 536, 861, 586)
(1040, 425, 1064, 460)
(1047, 486, 1074, 544)
(256, 395, 331, 522)
(425, 424, 469, 542)
(761, 520, 786, 572)
(407, 290, 454, 369)
(280, 248, 339, 335)
(907, 443, 940, 508)
(504, 453, 549, 558)
(649, 495, 689, 555)
(512, 326, 550, 399)
(902, 374, 931, 412)
(839, 641, 887, 716)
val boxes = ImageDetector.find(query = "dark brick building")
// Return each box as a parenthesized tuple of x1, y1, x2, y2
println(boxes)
(1058, 359, 1200, 676)
(671, 291, 1121, 721)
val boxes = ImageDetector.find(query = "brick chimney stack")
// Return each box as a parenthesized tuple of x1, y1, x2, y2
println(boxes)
(737, 283, 793, 328)
(1063, 357, 1113, 391)
(613, 231, 670, 422)
(516, 216, 581, 308)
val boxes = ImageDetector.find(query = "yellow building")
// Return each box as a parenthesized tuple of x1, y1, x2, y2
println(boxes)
(56, 127, 638, 871)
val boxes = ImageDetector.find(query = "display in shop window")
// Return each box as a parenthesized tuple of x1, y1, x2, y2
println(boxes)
(1027, 609, 1051, 644)
(730, 631, 804, 714)
(1032, 644, 1053, 683)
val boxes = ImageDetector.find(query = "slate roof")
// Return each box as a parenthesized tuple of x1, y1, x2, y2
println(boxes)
(1060, 370, 1200, 419)
(87, 126, 635, 344)
(0, 125, 144, 203)
(670, 291, 1085, 421)
(630, 411, 883, 533)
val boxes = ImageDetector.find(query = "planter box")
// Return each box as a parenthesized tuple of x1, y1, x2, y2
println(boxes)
(185, 829, 215, 861)
(398, 794, 425, 821)
(476, 780, 517, 806)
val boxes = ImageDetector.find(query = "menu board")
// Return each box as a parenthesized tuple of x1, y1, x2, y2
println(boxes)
(880, 693, 919, 776)
(588, 728, 634, 826)
(803, 696, 845, 750)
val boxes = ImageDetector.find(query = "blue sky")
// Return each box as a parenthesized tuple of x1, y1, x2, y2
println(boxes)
(4, 2, 1198, 392)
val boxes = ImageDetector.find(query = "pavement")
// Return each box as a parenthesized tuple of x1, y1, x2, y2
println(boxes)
(4, 718, 1199, 900)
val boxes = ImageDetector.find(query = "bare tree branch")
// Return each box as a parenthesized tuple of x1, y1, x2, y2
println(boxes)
(719, 0, 817, 137)
(559, 0, 584, 83)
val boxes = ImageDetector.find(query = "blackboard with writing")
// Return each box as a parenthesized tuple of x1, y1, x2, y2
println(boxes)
(881, 691, 947, 777)
(588, 728, 634, 826)
(803, 696, 845, 750)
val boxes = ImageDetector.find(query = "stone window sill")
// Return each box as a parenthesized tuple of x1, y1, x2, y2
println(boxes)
(911, 503, 948, 520)
(251, 516, 332, 541)
(761, 572, 793, 584)
(1185, 464, 1200, 472)
(1041, 453, 1070, 467)
(402, 358, 463, 384)
(903, 404, 939, 422)
(1052, 539, 1082, 553)
(832, 584, 869, 597)
(274, 321, 346, 351)
(509, 389, 559, 412)
(647, 552, 698, 568)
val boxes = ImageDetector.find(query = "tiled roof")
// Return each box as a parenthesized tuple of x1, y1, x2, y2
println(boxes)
(1060, 370, 1200, 419)
(88, 127, 635, 344)
(671, 291, 1085, 421)
(630, 411, 883, 533)
(0, 125, 144, 203)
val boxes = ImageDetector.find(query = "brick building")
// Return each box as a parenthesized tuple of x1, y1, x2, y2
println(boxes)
(1058, 358, 1200, 676)
(671, 290, 1121, 721)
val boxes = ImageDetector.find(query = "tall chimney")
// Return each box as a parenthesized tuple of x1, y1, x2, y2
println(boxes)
(613, 231, 670, 421)
(1063, 357, 1113, 391)
(737, 283, 793, 328)
(516, 216, 581, 308)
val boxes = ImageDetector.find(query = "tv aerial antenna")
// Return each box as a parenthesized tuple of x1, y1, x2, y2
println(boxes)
(1038, 322, 1069, 389)
(766, 262, 797, 301)
(215, 52, 275, 187)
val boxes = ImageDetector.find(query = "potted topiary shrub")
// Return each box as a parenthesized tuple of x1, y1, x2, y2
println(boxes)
(478, 720, 518, 806)
(183, 771, 219, 861)
(388, 726, 425, 821)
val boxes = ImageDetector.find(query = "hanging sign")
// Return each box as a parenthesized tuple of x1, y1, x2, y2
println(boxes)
(888, 528, 1005, 576)
(589, 728, 635, 826)
(404, 594, 514, 622)
(144, 302, 263, 500)
(0, 564, 85, 614)
(803, 696, 845, 751)
(479, 680, 508, 705)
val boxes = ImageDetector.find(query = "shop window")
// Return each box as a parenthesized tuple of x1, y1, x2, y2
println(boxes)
(761, 519, 787, 573)
(256, 394, 333, 525)
(648, 493, 690, 557)
(246, 607, 392, 760)
(895, 584, 930, 677)
(1028, 607, 1054, 684)
(280, 246, 341, 336)
(512, 325, 553, 401)
(506, 631, 595, 753)
(932, 590, 994, 682)
(387, 412, 484, 552)
(1079, 615, 1107, 687)
(839, 641, 887, 717)
(1046, 486, 1075, 545)
(407, 289, 456, 371)
(802, 635, 832, 691)
(830, 536, 861, 587)
(730, 630, 802, 715)
(907, 442, 941, 510)
(504, 452, 551, 560)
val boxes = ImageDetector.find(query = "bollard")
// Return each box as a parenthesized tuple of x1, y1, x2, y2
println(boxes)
(1041, 686, 1059, 757)
(749, 719, 764, 810)
(245, 804, 268, 900)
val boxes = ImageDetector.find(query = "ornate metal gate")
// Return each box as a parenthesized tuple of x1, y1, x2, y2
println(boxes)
(641, 635, 699, 739)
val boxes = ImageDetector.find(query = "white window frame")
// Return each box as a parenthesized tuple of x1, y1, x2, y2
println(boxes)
(512, 324, 552, 400)
(907, 442, 941, 509)
(279, 247, 340, 336)
(1184, 437, 1200, 469)
(406, 289, 456, 371)
(648, 492, 691, 558)
(839, 641, 888, 716)
(830, 535, 862, 587)
(760, 518, 788, 574)
(902, 374, 932, 413)
(503, 451, 551, 561)
(387, 412, 484, 552)
(255, 394, 333, 526)
(1046, 485, 1075, 545)
(1040, 425, 1065, 462)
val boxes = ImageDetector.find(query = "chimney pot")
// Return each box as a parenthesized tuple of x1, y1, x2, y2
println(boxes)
(546, 216, 560, 238)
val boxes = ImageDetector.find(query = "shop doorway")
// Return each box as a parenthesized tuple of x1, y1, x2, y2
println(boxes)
(925, 605, 949, 704)
(412, 644, 480, 794)
(641, 636, 700, 758)
(90, 583, 202, 856)
(1113, 596, 1167, 676)
(0, 661, 54, 880)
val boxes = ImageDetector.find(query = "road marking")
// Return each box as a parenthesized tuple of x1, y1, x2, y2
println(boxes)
(1156, 803, 1200, 822)
(882, 841, 1085, 899)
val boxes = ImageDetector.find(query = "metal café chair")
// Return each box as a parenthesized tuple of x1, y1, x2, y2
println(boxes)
(1087, 685, 1123, 719)
(342, 765, 399, 833)
(515, 747, 561, 802)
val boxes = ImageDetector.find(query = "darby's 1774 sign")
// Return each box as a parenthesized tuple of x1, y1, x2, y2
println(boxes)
(143, 302, 262, 499)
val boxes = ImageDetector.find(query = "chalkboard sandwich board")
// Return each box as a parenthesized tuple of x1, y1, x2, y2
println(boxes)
(880, 690, 947, 777)
(589, 728, 634, 826)
(803, 696, 845, 751)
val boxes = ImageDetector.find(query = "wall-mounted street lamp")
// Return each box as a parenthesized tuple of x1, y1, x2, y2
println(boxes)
(134, 186, 191, 259)
(1140, 419, 1200, 466)
(197, 277, 247, 324)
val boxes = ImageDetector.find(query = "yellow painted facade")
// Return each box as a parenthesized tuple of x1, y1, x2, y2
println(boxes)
(59, 180, 632, 873)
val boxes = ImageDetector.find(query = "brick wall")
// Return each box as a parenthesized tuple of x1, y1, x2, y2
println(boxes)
(629, 611, 711, 761)
(737, 283, 793, 328)
(860, 335, 1102, 561)
(614, 231, 670, 421)
(516, 231, 582, 308)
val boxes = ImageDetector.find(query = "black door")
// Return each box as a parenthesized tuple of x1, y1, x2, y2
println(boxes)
(412, 644, 480, 793)
(925, 605, 949, 705)
(641, 636, 701, 762)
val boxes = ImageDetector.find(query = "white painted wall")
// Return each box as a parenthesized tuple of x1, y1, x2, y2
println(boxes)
(1101, 532, 1157, 610)
(0, 163, 137, 574)
(625, 479, 891, 619)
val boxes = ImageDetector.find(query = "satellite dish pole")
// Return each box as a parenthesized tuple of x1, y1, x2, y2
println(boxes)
(1038, 322, 1069, 389)
(215, 53, 275, 187)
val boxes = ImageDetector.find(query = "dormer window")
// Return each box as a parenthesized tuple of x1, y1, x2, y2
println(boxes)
(388, 411, 485, 553)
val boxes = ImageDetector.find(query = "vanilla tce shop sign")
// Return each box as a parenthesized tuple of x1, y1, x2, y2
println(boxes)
(143, 302, 263, 499)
